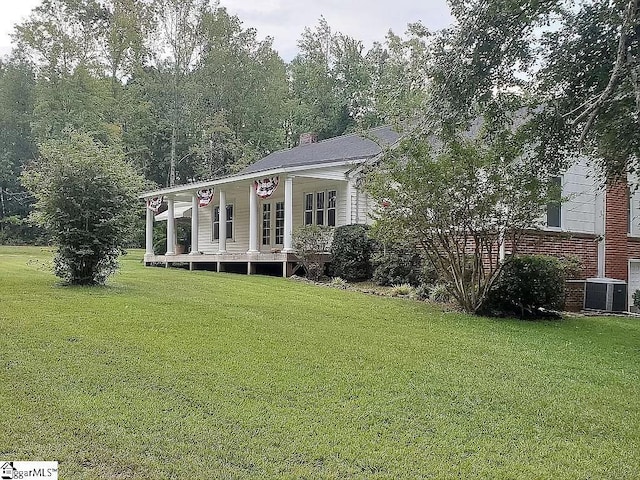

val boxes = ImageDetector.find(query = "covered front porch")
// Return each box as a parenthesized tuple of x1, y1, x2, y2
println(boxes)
(142, 165, 356, 277)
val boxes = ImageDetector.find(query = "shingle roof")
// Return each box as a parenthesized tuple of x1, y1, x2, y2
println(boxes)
(241, 125, 400, 175)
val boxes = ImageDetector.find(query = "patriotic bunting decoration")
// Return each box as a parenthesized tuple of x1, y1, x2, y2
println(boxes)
(146, 196, 164, 213)
(255, 176, 279, 199)
(197, 188, 214, 207)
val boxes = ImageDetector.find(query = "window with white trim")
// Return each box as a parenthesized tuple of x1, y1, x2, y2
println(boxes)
(316, 192, 325, 225)
(304, 190, 337, 227)
(275, 202, 285, 244)
(327, 190, 337, 227)
(304, 193, 313, 225)
(213, 204, 233, 240)
(546, 176, 562, 228)
(262, 203, 271, 245)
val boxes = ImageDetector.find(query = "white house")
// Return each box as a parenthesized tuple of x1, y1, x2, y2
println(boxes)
(141, 125, 640, 310)
(141, 126, 400, 276)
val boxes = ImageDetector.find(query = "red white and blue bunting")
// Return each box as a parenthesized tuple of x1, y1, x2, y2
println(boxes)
(197, 188, 214, 207)
(146, 196, 164, 213)
(254, 176, 279, 199)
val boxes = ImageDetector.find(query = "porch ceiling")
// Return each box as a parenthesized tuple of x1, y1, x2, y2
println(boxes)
(155, 203, 192, 221)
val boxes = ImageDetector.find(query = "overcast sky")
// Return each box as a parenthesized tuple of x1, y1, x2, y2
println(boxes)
(0, 0, 454, 61)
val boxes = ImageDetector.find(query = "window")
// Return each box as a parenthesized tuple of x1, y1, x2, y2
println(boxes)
(304, 190, 337, 226)
(275, 202, 285, 244)
(304, 193, 313, 225)
(327, 190, 336, 227)
(262, 203, 271, 245)
(213, 204, 233, 240)
(316, 192, 325, 225)
(547, 176, 562, 228)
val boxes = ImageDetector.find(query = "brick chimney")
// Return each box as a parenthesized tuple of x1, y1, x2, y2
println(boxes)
(604, 179, 629, 281)
(299, 132, 318, 146)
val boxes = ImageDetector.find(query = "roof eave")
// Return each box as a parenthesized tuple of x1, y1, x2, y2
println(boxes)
(139, 157, 370, 199)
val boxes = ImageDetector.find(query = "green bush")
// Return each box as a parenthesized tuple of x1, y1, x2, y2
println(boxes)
(21, 132, 145, 285)
(633, 289, 640, 309)
(329, 224, 377, 281)
(292, 225, 333, 281)
(330, 277, 348, 289)
(372, 243, 424, 286)
(390, 283, 414, 297)
(487, 255, 566, 318)
(429, 283, 452, 303)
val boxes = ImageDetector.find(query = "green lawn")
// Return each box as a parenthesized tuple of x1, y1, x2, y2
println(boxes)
(0, 246, 638, 479)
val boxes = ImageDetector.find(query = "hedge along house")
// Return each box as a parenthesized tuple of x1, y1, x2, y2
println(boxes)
(140, 126, 400, 277)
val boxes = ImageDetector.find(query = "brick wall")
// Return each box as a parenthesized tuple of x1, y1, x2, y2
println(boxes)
(565, 280, 586, 311)
(628, 236, 640, 260)
(605, 180, 628, 281)
(507, 231, 599, 279)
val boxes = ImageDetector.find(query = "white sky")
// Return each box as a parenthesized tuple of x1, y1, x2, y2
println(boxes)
(0, 0, 454, 61)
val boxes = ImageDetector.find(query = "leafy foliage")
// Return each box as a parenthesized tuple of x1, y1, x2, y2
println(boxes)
(429, 0, 640, 178)
(633, 289, 640, 309)
(486, 255, 566, 318)
(21, 132, 145, 285)
(367, 131, 554, 313)
(372, 242, 424, 287)
(329, 224, 377, 281)
(292, 225, 334, 281)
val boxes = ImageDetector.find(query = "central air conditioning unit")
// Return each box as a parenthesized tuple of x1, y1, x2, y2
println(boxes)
(584, 278, 627, 312)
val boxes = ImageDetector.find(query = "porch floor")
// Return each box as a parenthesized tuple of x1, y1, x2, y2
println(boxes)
(144, 252, 300, 277)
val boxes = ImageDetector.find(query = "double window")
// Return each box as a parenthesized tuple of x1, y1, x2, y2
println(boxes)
(213, 204, 233, 240)
(262, 201, 285, 246)
(304, 190, 337, 227)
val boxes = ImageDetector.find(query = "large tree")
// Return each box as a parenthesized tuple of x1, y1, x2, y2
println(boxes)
(0, 57, 37, 243)
(426, 0, 639, 176)
(366, 126, 555, 313)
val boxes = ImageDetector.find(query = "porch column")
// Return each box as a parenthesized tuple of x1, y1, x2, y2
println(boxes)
(145, 205, 154, 255)
(218, 190, 227, 253)
(166, 197, 175, 255)
(190, 193, 199, 255)
(283, 176, 293, 252)
(248, 183, 258, 253)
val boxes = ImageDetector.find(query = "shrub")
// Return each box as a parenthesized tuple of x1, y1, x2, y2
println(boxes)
(558, 255, 583, 279)
(413, 284, 431, 300)
(292, 225, 333, 281)
(372, 242, 424, 286)
(486, 255, 566, 318)
(633, 289, 640, 309)
(330, 224, 377, 281)
(390, 283, 414, 297)
(21, 132, 145, 285)
(429, 283, 452, 303)
(330, 277, 348, 289)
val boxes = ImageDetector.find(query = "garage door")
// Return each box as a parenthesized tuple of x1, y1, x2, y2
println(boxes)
(628, 260, 640, 312)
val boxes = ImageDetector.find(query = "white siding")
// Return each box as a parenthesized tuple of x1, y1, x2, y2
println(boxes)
(629, 174, 640, 237)
(542, 159, 602, 235)
(561, 160, 600, 234)
(195, 175, 353, 254)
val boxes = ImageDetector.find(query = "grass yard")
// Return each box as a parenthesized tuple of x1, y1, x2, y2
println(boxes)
(0, 246, 639, 479)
